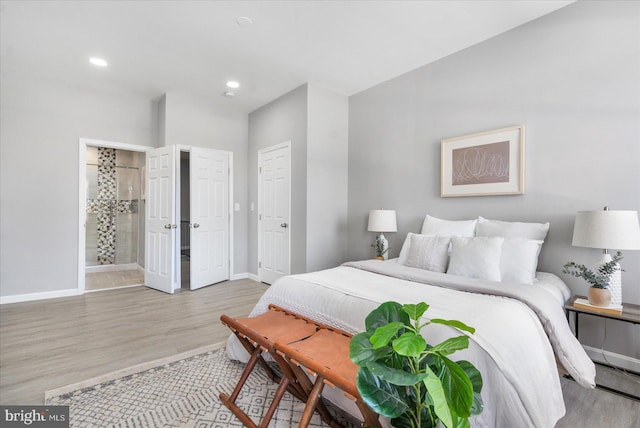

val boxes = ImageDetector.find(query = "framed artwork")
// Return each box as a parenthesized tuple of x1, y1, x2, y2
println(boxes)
(441, 125, 525, 197)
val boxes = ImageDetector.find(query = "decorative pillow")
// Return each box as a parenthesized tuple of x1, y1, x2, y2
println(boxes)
(476, 216, 550, 241)
(447, 236, 503, 282)
(421, 215, 477, 237)
(500, 238, 543, 284)
(397, 233, 415, 265)
(404, 234, 451, 273)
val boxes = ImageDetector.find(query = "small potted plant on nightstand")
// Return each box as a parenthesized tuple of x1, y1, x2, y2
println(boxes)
(562, 251, 623, 307)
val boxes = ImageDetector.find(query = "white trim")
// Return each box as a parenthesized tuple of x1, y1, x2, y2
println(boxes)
(85, 284, 144, 293)
(247, 273, 260, 282)
(583, 345, 640, 373)
(257, 141, 291, 283)
(78, 138, 151, 295)
(230, 272, 249, 281)
(1, 289, 82, 305)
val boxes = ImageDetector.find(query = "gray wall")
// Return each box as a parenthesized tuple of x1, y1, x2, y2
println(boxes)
(161, 92, 249, 275)
(248, 84, 349, 276)
(0, 74, 249, 298)
(249, 85, 309, 276)
(0, 68, 157, 296)
(307, 84, 349, 272)
(347, 1, 639, 357)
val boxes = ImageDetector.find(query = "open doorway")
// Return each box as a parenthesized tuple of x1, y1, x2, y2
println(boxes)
(78, 138, 149, 293)
(179, 151, 191, 290)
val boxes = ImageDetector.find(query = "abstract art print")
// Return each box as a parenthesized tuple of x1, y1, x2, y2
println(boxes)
(441, 125, 525, 197)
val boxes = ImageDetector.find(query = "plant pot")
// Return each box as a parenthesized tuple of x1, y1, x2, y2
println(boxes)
(374, 256, 384, 261)
(588, 287, 611, 307)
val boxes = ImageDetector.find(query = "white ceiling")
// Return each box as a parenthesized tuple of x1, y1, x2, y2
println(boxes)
(0, 0, 575, 114)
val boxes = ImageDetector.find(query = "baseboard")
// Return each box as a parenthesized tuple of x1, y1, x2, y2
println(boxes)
(1, 288, 83, 305)
(230, 272, 248, 280)
(248, 273, 260, 282)
(583, 345, 640, 373)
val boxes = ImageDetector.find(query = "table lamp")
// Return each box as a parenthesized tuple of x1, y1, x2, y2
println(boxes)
(368, 209, 397, 260)
(572, 207, 640, 306)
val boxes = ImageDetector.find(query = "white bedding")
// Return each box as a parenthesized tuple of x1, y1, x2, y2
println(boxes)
(226, 260, 595, 428)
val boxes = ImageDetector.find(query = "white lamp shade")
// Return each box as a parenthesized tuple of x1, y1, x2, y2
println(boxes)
(572, 210, 640, 250)
(368, 209, 397, 233)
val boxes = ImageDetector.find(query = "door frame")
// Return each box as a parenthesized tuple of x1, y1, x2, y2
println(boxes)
(175, 145, 234, 290)
(77, 138, 151, 293)
(257, 141, 291, 283)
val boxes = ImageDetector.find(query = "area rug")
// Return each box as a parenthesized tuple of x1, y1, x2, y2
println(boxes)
(45, 343, 333, 427)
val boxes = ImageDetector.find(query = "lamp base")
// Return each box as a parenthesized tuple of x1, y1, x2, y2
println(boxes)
(378, 233, 389, 260)
(597, 253, 622, 306)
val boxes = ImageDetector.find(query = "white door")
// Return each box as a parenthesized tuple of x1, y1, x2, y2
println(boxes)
(190, 148, 230, 290)
(259, 143, 291, 284)
(145, 146, 176, 294)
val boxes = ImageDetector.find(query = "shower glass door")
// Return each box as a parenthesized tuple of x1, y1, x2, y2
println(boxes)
(85, 146, 140, 267)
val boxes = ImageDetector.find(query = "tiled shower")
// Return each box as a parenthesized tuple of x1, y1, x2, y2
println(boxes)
(85, 147, 142, 267)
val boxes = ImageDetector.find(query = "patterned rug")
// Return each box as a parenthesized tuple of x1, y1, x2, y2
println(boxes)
(45, 343, 335, 427)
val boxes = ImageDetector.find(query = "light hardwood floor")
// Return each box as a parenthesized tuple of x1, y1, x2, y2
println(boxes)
(0, 279, 268, 404)
(1, 280, 638, 427)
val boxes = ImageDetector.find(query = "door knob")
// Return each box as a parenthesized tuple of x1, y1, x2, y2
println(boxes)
(280, 223, 288, 228)
(192, 223, 200, 228)
(164, 224, 172, 229)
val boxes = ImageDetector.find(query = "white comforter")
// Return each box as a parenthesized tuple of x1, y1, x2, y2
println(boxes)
(227, 260, 595, 428)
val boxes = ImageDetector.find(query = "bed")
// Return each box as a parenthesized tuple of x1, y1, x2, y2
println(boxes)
(227, 216, 596, 428)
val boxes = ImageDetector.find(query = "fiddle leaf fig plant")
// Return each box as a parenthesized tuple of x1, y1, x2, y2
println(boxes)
(350, 301, 483, 428)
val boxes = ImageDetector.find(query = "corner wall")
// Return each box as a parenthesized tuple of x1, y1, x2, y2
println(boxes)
(347, 1, 639, 358)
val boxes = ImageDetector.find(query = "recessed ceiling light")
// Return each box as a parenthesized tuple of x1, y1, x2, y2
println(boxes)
(224, 91, 236, 98)
(89, 57, 108, 67)
(236, 16, 253, 27)
(226, 81, 240, 89)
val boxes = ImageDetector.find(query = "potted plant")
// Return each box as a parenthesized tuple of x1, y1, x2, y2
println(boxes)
(562, 251, 623, 307)
(372, 235, 389, 260)
(350, 301, 483, 428)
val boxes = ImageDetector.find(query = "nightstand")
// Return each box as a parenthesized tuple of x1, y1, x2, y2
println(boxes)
(564, 295, 640, 400)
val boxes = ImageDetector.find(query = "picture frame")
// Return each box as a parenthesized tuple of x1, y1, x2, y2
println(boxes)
(441, 125, 525, 197)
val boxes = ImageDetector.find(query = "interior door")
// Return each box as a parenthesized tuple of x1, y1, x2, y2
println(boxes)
(189, 148, 230, 290)
(145, 146, 176, 294)
(259, 144, 290, 284)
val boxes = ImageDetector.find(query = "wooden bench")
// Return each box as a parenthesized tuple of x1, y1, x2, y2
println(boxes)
(219, 305, 340, 428)
(220, 306, 381, 427)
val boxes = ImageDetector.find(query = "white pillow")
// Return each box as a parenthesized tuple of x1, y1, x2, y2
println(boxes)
(397, 233, 414, 265)
(405, 234, 451, 273)
(447, 236, 503, 282)
(476, 216, 550, 241)
(500, 238, 543, 284)
(421, 215, 477, 237)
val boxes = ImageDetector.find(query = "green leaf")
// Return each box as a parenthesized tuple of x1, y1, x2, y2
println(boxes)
(402, 302, 429, 321)
(392, 331, 426, 357)
(350, 332, 376, 365)
(366, 360, 427, 386)
(365, 301, 410, 330)
(430, 318, 476, 334)
(456, 360, 484, 416)
(423, 365, 453, 428)
(449, 411, 471, 428)
(437, 355, 474, 418)
(431, 336, 470, 356)
(370, 322, 405, 349)
(356, 367, 409, 418)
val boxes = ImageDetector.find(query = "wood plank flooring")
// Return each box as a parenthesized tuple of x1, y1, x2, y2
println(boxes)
(0, 279, 268, 404)
(1, 279, 638, 427)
